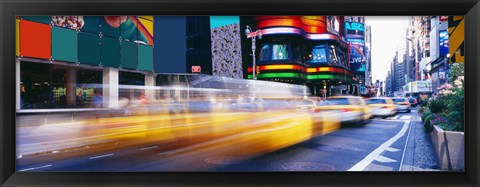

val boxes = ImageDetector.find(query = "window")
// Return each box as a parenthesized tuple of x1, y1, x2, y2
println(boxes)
(272, 44, 289, 60)
(259, 44, 271, 61)
(366, 99, 386, 104)
(326, 98, 350, 105)
(329, 47, 338, 64)
(258, 42, 291, 61)
(307, 45, 327, 63)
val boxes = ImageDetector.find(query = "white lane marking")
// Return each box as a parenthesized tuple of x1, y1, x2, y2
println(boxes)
(372, 119, 404, 123)
(393, 116, 400, 120)
(374, 155, 398, 163)
(140, 146, 158, 151)
(399, 118, 414, 171)
(385, 147, 401, 152)
(18, 165, 52, 171)
(89, 153, 114, 160)
(399, 115, 411, 120)
(348, 120, 410, 171)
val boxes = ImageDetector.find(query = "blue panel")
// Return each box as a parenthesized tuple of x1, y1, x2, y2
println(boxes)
(153, 16, 186, 73)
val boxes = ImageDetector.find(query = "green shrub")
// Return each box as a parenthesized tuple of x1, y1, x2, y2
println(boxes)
(423, 113, 435, 133)
(428, 97, 447, 113)
(418, 106, 425, 114)
(421, 109, 432, 122)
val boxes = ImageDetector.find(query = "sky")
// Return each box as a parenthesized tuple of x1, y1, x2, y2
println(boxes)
(365, 16, 409, 82)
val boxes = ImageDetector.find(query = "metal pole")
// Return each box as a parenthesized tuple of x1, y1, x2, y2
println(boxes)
(252, 37, 256, 80)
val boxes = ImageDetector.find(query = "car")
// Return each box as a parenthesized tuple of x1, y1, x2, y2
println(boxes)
(392, 97, 411, 112)
(318, 96, 371, 125)
(296, 99, 318, 112)
(407, 97, 418, 107)
(365, 97, 397, 118)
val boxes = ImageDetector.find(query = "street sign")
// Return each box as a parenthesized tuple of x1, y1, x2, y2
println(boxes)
(192, 66, 201, 73)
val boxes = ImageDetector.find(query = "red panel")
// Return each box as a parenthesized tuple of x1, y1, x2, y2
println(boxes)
(20, 20, 51, 59)
(255, 16, 326, 34)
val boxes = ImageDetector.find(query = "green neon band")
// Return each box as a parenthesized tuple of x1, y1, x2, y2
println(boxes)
(248, 73, 301, 79)
(306, 74, 334, 79)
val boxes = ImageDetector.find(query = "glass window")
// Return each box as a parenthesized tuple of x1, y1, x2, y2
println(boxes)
(326, 98, 350, 105)
(308, 45, 327, 63)
(392, 98, 406, 102)
(259, 44, 271, 61)
(272, 43, 290, 60)
(366, 99, 386, 104)
(329, 47, 338, 64)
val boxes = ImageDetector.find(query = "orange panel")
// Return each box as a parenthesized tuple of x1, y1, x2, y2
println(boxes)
(20, 20, 51, 59)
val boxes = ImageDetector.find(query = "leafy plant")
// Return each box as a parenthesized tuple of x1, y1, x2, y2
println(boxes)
(428, 97, 447, 113)
(448, 62, 464, 83)
(423, 113, 435, 133)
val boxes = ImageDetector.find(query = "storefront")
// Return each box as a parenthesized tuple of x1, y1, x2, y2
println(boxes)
(241, 16, 353, 97)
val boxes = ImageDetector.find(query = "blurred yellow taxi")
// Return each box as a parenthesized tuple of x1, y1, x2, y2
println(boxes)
(365, 97, 396, 118)
(391, 97, 411, 113)
(317, 96, 371, 125)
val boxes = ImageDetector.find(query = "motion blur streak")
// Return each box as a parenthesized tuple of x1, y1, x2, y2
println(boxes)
(16, 81, 348, 168)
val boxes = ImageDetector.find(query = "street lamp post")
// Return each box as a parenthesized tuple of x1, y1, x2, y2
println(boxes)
(245, 25, 262, 80)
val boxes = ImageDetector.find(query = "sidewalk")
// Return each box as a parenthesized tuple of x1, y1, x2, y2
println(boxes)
(401, 111, 440, 171)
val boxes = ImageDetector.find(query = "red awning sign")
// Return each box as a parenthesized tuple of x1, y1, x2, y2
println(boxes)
(192, 66, 201, 73)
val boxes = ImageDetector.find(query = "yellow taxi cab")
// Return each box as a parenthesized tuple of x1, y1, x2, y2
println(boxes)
(365, 97, 397, 118)
(391, 97, 411, 113)
(317, 96, 371, 125)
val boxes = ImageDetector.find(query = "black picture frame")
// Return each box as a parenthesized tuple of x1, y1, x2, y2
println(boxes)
(1, 0, 479, 186)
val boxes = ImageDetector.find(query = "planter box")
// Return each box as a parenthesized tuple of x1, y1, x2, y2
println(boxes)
(429, 125, 464, 171)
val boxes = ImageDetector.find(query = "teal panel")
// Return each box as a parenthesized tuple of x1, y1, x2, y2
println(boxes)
(120, 40, 138, 70)
(100, 17, 120, 38)
(52, 26, 77, 63)
(101, 36, 120, 68)
(21, 16, 51, 24)
(138, 44, 153, 71)
(78, 32, 100, 66)
(81, 16, 100, 34)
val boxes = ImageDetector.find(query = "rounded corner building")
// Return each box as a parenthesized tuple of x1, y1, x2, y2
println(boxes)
(240, 16, 366, 97)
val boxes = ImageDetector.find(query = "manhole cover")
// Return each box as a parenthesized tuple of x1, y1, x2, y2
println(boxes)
(204, 156, 244, 165)
(282, 162, 335, 171)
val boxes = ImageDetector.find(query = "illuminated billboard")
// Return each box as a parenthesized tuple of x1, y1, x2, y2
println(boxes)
(326, 16, 342, 36)
(439, 30, 449, 56)
(348, 38, 365, 72)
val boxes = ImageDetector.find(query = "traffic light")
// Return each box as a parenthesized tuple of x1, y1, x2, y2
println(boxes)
(256, 65, 260, 75)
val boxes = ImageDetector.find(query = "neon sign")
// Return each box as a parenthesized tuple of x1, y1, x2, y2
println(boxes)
(345, 22, 364, 31)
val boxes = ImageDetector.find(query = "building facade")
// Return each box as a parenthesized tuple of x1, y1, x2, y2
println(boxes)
(240, 16, 356, 97)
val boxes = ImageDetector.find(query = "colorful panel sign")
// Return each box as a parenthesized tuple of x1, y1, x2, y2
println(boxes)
(78, 32, 101, 65)
(52, 16, 83, 30)
(120, 41, 138, 69)
(137, 44, 153, 71)
(348, 38, 365, 72)
(448, 16, 464, 63)
(21, 16, 52, 24)
(439, 30, 449, 56)
(16, 18, 20, 56)
(19, 20, 51, 59)
(50, 16, 154, 46)
(101, 36, 121, 68)
(326, 16, 342, 36)
(52, 26, 78, 63)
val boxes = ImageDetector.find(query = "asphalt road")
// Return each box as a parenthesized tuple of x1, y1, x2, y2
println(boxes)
(16, 111, 418, 172)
